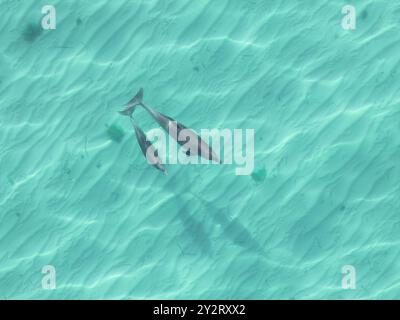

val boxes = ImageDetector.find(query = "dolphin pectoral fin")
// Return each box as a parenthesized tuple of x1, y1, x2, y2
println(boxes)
(209, 148, 222, 164)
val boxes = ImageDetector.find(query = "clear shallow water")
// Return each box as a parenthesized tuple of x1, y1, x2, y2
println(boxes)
(0, 0, 399, 299)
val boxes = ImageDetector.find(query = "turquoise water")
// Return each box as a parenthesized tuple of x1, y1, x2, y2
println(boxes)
(1, 0, 399, 299)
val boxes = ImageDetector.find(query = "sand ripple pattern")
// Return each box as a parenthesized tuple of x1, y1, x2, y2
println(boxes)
(0, 0, 399, 299)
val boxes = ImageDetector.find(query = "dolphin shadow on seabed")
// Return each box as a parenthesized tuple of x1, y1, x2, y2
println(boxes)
(189, 192, 265, 255)
(165, 174, 265, 258)
(161, 174, 213, 256)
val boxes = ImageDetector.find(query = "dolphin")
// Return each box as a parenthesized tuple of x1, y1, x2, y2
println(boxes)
(130, 117, 167, 175)
(119, 88, 220, 163)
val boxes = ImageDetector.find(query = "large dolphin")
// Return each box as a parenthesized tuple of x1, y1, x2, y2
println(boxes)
(130, 117, 167, 175)
(119, 88, 220, 163)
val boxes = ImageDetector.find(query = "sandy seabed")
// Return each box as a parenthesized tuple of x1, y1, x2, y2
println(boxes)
(0, 1, 399, 299)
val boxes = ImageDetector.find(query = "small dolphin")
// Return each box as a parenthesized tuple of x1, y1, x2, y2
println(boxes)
(130, 117, 167, 175)
(119, 88, 220, 163)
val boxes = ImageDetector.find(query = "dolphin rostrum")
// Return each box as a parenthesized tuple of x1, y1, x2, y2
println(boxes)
(119, 88, 220, 163)
(130, 117, 167, 175)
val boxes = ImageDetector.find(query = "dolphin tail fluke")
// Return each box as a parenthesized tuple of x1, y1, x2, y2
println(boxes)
(118, 88, 144, 116)
(118, 108, 133, 116)
(132, 88, 144, 105)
